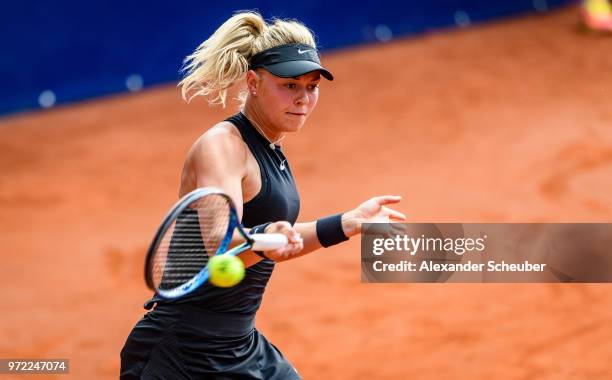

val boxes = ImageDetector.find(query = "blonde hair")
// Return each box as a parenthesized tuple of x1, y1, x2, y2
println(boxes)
(179, 11, 316, 107)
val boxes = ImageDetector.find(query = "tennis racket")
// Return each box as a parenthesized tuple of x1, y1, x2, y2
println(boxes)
(144, 187, 288, 299)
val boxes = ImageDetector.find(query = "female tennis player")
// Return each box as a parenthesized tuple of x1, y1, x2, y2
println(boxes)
(120, 11, 406, 379)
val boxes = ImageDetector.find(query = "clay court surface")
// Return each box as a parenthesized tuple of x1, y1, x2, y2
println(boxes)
(1, 7, 611, 379)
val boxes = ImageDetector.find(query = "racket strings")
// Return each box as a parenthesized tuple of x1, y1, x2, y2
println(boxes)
(151, 194, 232, 290)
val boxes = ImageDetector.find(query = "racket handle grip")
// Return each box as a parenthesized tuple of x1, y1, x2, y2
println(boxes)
(251, 233, 288, 251)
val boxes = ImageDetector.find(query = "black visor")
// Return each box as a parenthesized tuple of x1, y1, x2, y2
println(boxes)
(249, 43, 334, 81)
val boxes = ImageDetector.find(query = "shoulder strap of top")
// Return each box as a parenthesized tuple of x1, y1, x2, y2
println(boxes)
(225, 112, 271, 151)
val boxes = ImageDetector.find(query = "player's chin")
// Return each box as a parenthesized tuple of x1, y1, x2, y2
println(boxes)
(284, 112, 308, 130)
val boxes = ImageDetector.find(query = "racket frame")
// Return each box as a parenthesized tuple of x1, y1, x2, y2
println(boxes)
(144, 187, 255, 298)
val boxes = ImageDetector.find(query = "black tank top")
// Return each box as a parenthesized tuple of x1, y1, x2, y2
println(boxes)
(231, 111, 301, 229)
(145, 112, 300, 316)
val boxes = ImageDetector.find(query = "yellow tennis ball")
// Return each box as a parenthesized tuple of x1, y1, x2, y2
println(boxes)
(208, 255, 245, 287)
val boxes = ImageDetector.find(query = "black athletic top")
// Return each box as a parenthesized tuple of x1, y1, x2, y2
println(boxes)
(144, 111, 300, 316)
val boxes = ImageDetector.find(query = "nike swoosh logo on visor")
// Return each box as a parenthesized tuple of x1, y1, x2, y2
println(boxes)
(297, 49, 312, 54)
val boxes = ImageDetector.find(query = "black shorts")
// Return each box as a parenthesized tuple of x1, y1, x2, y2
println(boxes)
(120, 304, 300, 379)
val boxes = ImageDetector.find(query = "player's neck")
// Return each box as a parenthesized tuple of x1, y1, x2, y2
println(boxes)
(241, 104, 285, 146)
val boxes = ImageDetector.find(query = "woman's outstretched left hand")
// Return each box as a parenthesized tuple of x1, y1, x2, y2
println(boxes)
(341, 195, 407, 237)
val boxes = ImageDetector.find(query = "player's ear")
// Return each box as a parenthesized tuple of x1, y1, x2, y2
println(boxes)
(246, 69, 260, 96)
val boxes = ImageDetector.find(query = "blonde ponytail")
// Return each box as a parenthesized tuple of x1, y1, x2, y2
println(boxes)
(179, 11, 317, 107)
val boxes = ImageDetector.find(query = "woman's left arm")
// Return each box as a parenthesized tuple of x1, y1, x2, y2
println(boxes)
(265, 195, 406, 262)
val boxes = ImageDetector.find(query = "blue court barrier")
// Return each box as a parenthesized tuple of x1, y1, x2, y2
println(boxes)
(1, 0, 573, 116)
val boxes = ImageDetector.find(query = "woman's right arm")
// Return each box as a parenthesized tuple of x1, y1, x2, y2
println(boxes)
(187, 125, 248, 209)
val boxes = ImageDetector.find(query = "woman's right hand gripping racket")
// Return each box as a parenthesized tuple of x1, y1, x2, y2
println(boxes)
(144, 187, 288, 299)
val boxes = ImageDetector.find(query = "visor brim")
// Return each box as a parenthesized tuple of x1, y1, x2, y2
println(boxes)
(260, 60, 334, 81)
